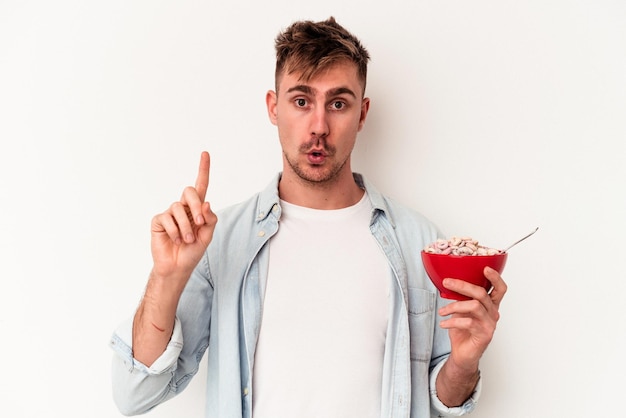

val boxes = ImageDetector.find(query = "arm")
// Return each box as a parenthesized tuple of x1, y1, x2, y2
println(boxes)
(111, 254, 214, 416)
(435, 266, 507, 406)
(132, 151, 218, 366)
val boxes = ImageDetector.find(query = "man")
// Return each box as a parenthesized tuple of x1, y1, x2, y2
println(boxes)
(111, 17, 507, 418)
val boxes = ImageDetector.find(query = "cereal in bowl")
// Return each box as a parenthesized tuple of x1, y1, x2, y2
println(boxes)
(423, 236, 501, 256)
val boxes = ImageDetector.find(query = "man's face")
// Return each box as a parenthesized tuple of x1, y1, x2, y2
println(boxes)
(266, 61, 370, 185)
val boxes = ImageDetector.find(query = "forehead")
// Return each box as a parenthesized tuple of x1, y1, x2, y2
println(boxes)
(277, 61, 364, 96)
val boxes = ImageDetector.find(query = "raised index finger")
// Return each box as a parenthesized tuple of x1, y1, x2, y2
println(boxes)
(195, 151, 211, 202)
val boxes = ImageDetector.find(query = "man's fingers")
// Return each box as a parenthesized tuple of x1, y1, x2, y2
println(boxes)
(484, 267, 507, 306)
(195, 151, 211, 202)
(170, 202, 196, 243)
(153, 212, 182, 246)
(181, 186, 207, 225)
(201, 201, 217, 227)
(152, 200, 216, 247)
(180, 152, 211, 225)
(152, 152, 215, 247)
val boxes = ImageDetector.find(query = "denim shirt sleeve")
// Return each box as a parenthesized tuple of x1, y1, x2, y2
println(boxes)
(429, 357, 482, 416)
(109, 317, 184, 415)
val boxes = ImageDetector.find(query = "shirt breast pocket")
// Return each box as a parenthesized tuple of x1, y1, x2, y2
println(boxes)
(407, 287, 436, 363)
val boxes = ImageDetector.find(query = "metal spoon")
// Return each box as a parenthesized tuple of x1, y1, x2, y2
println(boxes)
(502, 227, 539, 253)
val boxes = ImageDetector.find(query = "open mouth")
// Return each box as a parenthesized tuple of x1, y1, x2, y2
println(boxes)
(307, 150, 327, 164)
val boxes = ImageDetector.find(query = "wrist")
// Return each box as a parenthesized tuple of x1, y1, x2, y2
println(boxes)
(139, 270, 189, 317)
(447, 353, 480, 378)
(435, 357, 480, 407)
(147, 268, 190, 297)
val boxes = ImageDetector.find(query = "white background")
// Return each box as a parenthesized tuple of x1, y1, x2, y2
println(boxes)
(1, 1, 625, 417)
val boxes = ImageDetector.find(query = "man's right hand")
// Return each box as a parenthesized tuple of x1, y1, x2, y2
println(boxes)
(150, 151, 218, 281)
(132, 151, 217, 366)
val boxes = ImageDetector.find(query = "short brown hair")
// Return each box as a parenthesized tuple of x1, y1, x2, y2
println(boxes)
(274, 17, 370, 94)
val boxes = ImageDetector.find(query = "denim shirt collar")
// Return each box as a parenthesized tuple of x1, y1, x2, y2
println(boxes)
(255, 172, 397, 229)
(354, 173, 398, 229)
(255, 174, 281, 223)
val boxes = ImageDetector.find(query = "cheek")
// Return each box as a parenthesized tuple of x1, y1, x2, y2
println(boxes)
(341, 116, 363, 137)
(277, 111, 309, 136)
(276, 117, 294, 136)
(276, 121, 299, 150)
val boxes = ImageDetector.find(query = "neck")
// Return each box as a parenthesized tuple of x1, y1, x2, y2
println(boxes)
(278, 169, 364, 210)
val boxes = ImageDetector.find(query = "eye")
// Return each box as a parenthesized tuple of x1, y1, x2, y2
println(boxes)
(331, 100, 346, 110)
(295, 98, 307, 107)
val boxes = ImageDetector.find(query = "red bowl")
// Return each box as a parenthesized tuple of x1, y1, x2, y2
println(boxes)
(421, 251, 508, 300)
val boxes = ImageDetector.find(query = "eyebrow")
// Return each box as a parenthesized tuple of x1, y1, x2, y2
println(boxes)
(286, 85, 357, 99)
(286, 85, 314, 96)
(328, 87, 357, 99)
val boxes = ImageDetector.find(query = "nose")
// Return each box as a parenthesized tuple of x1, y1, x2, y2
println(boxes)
(310, 106, 329, 138)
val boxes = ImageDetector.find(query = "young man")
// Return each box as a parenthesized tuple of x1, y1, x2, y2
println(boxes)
(111, 17, 507, 418)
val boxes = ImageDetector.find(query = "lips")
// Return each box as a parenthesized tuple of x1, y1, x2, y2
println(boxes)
(307, 149, 327, 164)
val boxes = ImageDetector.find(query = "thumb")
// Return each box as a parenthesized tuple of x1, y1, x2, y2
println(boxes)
(197, 202, 217, 245)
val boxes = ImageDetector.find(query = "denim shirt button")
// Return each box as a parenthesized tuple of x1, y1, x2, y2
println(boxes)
(243, 387, 249, 396)
(258, 230, 266, 237)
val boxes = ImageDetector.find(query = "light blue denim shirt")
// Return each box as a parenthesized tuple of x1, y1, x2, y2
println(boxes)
(110, 173, 481, 418)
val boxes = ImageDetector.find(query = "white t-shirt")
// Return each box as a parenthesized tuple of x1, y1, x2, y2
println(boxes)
(252, 193, 390, 418)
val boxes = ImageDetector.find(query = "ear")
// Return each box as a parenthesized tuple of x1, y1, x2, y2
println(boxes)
(266, 90, 278, 126)
(358, 97, 371, 131)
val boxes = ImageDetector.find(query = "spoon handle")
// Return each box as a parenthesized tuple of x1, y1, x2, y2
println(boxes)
(502, 227, 539, 253)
